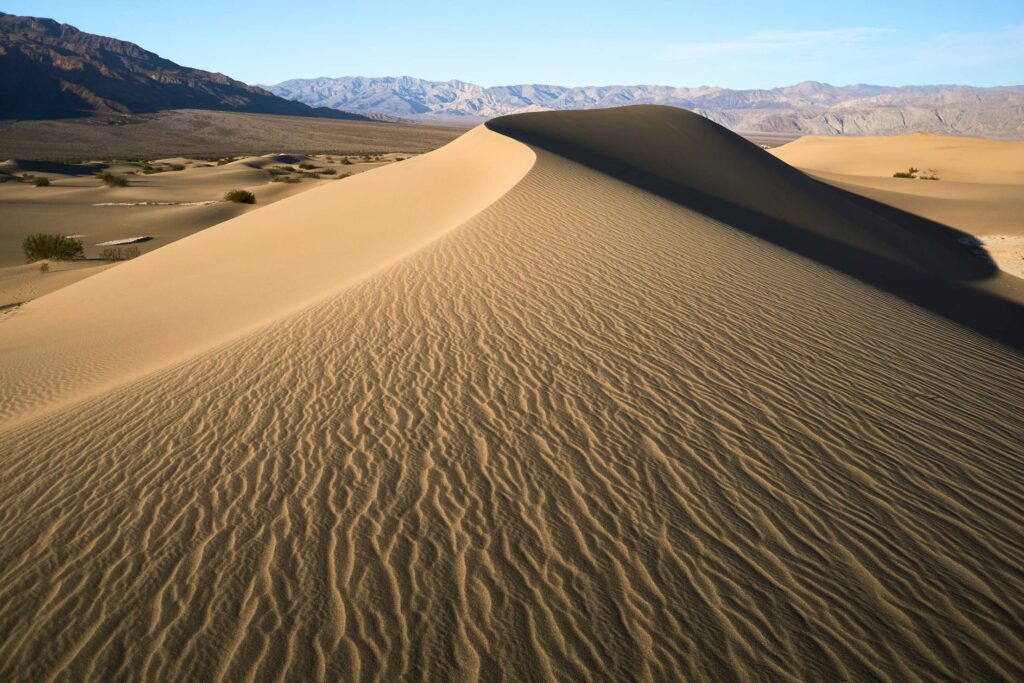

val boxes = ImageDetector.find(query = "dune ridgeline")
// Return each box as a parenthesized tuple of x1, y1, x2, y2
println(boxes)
(0, 106, 1022, 681)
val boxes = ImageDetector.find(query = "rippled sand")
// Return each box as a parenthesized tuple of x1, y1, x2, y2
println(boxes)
(1, 106, 1022, 681)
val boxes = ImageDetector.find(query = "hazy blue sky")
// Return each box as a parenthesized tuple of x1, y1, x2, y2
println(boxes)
(7, 1, 1024, 88)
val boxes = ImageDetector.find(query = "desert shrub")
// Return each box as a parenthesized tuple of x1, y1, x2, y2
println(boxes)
(272, 175, 299, 183)
(920, 175, 939, 180)
(339, 172, 352, 179)
(169, 164, 185, 171)
(98, 172, 128, 187)
(298, 162, 317, 170)
(320, 167, 337, 175)
(217, 157, 238, 166)
(300, 171, 321, 179)
(341, 158, 353, 165)
(33, 176, 50, 187)
(99, 246, 141, 260)
(39, 262, 49, 273)
(224, 189, 256, 203)
(23, 234, 84, 262)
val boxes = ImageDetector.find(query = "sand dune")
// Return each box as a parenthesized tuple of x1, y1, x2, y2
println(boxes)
(0, 126, 533, 426)
(771, 133, 1024, 278)
(771, 132, 1024, 184)
(0, 106, 1022, 681)
(0, 152, 419, 307)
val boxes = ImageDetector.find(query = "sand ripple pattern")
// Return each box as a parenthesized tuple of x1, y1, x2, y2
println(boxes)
(1, 151, 1023, 681)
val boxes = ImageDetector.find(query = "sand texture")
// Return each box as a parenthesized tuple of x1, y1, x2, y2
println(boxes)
(0, 106, 1022, 681)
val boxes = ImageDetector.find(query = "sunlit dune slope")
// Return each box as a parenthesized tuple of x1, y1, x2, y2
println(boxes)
(0, 126, 535, 426)
(0, 106, 1022, 682)
(770, 132, 1024, 185)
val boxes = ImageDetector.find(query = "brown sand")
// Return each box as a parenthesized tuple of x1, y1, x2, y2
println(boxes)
(0, 106, 1022, 680)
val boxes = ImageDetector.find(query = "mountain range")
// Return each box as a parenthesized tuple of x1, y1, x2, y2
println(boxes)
(3, 10, 1022, 138)
(266, 76, 1024, 138)
(0, 12, 374, 121)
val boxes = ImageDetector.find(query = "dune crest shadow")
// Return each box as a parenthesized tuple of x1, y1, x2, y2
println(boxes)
(487, 105, 1024, 351)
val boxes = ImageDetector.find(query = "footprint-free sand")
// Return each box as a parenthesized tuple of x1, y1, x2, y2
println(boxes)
(0, 106, 1022, 681)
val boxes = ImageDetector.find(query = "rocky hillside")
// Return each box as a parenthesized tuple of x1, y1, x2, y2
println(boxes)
(0, 12, 374, 121)
(266, 76, 1024, 137)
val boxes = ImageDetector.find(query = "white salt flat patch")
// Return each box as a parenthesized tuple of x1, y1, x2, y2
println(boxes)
(96, 237, 153, 246)
(91, 201, 218, 207)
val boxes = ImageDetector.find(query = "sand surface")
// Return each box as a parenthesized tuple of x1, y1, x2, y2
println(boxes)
(771, 133, 1024, 277)
(0, 106, 1022, 681)
(0, 152, 414, 306)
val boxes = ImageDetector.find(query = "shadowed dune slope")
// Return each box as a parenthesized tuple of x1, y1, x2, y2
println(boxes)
(488, 106, 1024, 347)
(0, 106, 1022, 681)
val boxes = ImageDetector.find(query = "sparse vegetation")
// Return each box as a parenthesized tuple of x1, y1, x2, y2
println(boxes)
(217, 157, 238, 166)
(320, 167, 337, 175)
(99, 246, 141, 260)
(224, 189, 256, 203)
(32, 176, 50, 187)
(893, 166, 940, 180)
(98, 171, 128, 187)
(341, 158, 353, 165)
(299, 171, 321, 179)
(272, 175, 299, 183)
(22, 234, 84, 262)
(298, 162, 317, 170)
(141, 163, 186, 175)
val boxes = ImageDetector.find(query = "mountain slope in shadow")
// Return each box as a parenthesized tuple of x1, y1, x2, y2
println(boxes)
(0, 12, 373, 121)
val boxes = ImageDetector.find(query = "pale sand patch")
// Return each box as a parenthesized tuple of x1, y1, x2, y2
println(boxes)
(977, 234, 1024, 279)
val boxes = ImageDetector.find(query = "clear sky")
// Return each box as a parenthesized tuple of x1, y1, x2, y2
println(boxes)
(6, 1, 1023, 88)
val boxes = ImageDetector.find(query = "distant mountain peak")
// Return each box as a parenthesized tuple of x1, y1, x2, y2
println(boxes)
(0, 12, 375, 121)
(264, 75, 1024, 138)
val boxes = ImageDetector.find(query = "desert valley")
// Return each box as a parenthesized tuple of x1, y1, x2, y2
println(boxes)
(1, 7, 1022, 682)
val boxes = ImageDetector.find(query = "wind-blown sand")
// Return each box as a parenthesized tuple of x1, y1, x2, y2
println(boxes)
(0, 106, 1022, 681)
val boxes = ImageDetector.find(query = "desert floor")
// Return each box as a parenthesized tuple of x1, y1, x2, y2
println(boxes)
(771, 132, 1024, 278)
(0, 106, 1021, 681)
(0, 109, 462, 160)
(0, 152, 416, 306)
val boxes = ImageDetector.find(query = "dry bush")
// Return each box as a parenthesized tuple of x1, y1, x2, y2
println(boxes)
(224, 189, 256, 203)
(23, 234, 84, 262)
(99, 246, 141, 260)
